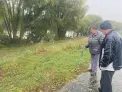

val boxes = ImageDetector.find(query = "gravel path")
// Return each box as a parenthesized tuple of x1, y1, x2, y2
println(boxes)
(58, 70, 122, 92)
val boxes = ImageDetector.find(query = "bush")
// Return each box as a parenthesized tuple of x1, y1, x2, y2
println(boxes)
(43, 32, 55, 42)
(0, 35, 10, 45)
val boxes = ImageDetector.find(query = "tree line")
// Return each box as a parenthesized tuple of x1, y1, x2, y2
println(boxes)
(0, 0, 121, 45)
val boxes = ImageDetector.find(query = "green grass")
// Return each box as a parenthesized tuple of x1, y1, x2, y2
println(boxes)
(0, 37, 90, 92)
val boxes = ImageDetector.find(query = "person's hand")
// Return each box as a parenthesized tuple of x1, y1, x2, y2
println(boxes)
(85, 44, 89, 48)
(99, 58, 108, 67)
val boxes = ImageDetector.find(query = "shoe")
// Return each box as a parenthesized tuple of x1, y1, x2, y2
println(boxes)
(90, 72, 96, 76)
(98, 88, 101, 92)
(88, 69, 92, 72)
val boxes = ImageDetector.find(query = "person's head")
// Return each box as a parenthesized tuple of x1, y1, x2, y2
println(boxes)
(100, 20, 112, 35)
(90, 25, 97, 34)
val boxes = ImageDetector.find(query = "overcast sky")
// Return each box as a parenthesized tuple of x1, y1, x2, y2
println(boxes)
(87, 0, 122, 22)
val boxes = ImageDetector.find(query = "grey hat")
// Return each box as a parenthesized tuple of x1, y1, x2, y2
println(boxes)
(90, 24, 99, 30)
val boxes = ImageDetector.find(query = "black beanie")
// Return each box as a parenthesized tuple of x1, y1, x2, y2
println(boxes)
(100, 20, 112, 30)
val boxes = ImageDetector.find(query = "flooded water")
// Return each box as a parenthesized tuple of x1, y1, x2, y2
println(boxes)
(58, 70, 122, 92)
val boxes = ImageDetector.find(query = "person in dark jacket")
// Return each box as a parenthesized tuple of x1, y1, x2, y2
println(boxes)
(99, 20, 122, 92)
(86, 26, 104, 75)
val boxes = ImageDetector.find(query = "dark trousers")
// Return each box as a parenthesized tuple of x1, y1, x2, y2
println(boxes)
(100, 70, 115, 92)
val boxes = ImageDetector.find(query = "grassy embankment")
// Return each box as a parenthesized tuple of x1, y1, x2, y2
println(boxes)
(0, 37, 90, 92)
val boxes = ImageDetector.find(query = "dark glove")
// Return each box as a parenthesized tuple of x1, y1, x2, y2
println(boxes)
(85, 44, 89, 48)
(99, 58, 108, 67)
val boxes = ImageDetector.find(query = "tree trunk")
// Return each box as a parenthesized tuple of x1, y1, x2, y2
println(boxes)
(56, 27, 66, 40)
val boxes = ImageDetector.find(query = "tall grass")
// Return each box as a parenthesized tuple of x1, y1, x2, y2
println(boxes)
(0, 37, 90, 92)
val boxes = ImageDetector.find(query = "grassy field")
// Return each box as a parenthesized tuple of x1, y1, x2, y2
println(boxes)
(0, 37, 90, 92)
